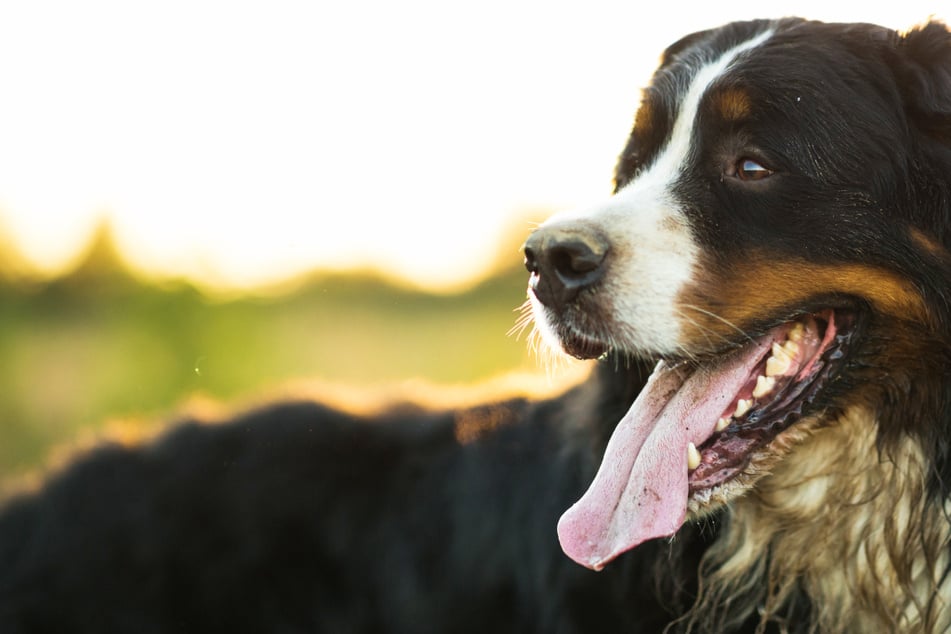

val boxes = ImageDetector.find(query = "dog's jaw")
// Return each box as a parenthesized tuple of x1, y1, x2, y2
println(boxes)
(555, 309, 854, 569)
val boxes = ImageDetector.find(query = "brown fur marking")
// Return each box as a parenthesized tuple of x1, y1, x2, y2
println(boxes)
(676, 256, 932, 350)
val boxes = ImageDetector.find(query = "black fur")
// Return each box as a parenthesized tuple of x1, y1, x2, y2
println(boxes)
(0, 360, 714, 633)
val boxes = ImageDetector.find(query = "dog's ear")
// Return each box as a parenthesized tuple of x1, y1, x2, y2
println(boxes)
(894, 21, 951, 141)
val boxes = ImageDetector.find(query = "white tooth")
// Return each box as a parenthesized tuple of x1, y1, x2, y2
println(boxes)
(783, 339, 800, 356)
(766, 354, 792, 377)
(715, 417, 730, 432)
(752, 375, 776, 398)
(734, 399, 751, 418)
(687, 442, 701, 470)
(771, 342, 791, 360)
(788, 322, 805, 342)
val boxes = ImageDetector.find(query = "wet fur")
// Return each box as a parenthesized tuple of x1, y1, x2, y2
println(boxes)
(690, 408, 951, 633)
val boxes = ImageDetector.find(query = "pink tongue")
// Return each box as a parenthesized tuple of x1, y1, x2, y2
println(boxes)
(557, 336, 775, 570)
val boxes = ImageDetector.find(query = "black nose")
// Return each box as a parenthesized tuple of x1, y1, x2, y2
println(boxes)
(523, 226, 609, 310)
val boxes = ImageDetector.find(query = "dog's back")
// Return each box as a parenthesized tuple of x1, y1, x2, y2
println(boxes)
(0, 367, 699, 633)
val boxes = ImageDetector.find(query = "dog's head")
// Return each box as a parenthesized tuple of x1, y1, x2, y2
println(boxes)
(525, 18, 951, 570)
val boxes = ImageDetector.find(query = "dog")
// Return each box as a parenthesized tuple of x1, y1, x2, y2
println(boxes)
(3, 16, 951, 634)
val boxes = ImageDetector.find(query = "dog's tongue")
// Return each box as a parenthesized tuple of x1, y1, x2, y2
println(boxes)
(557, 337, 774, 570)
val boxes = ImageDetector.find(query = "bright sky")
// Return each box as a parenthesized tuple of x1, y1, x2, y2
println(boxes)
(0, 2, 945, 290)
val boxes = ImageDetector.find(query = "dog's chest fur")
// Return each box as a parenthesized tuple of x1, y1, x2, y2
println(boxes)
(695, 406, 951, 633)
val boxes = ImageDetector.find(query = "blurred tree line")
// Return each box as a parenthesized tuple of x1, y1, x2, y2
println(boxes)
(0, 224, 537, 483)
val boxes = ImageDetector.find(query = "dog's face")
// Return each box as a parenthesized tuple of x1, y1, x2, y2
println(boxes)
(525, 18, 951, 569)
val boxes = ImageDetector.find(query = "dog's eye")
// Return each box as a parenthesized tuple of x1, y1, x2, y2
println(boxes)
(735, 158, 773, 181)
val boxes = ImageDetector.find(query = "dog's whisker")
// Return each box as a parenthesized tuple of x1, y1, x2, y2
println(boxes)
(674, 309, 720, 350)
(508, 300, 536, 340)
(675, 343, 700, 365)
(679, 304, 753, 343)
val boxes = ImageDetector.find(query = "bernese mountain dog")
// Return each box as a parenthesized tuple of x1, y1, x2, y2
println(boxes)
(2, 17, 951, 634)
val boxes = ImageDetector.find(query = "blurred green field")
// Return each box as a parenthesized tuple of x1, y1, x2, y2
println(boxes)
(0, 226, 540, 483)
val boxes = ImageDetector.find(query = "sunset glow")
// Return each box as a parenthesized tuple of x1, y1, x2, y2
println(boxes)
(0, 1, 945, 290)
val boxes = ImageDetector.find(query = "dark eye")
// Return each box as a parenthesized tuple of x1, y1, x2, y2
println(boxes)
(735, 158, 773, 181)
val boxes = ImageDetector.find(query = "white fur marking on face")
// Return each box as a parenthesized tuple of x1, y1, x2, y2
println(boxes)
(536, 30, 774, 356)
(635, 30, 774, 197)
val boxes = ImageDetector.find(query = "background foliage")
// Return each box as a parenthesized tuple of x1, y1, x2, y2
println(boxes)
(0, 225, 538, 483)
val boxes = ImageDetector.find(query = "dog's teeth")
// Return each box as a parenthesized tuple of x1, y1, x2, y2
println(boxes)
(771, 342, 791, 359)
(766, 355, 791, 377)
(687, 442, 701, 470)
(752, 375, 776, 398)
(783, 339, 800, 357)
(715, 417, 730, 432)
(734, 399, 752, 418)
(766, 356, 791, 377)
(788, 322, 805, 342)
(766, 344, 792, 377)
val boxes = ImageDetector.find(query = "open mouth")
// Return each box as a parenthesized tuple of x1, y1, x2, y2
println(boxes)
(556, 308, 857, 570)
(688, 309, 854, 492)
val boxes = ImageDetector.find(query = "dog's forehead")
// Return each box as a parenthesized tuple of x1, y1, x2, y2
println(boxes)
(616, 19, 904, 190)
(653, 19, 895, 117)
(653, 21, 778, 94)
(616, 25, 779, 189)
(660, 19, 889, 82)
